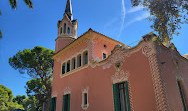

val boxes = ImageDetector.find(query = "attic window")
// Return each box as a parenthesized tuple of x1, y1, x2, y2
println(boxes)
(60, 27, 62, 34)
(103, 53, 106, 59)
(68, 27, 70, 34)
(63, 23, 66, 34)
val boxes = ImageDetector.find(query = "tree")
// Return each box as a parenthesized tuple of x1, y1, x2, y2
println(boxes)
(9, 46, 54, 108)
(22, 96, 39, 111)
(9, 0, 33, 9)
(0, 85, 24, 111)
(13, 95, 26, 105)
(0, 0, 33, 39)
(131, 0, 188, 45)
(25, 78, 51, 110)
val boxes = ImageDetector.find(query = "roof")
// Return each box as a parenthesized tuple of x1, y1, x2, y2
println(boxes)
(64, 0, 73, 21)
(53, 28, 129, 59)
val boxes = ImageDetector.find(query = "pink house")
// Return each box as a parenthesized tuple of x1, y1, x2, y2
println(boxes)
(50, 0, 188, 111)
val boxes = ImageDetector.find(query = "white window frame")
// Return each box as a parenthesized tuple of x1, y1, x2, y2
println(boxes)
(81, 88, 89, 110)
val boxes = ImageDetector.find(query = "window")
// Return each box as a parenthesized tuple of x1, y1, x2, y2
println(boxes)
(113, 81, 131, 111)
(60, 27, 62, 34)
(67, 27, 70, 34)
(49, 97, 56, 111)
(82, 89, 89, 109)
(62, 63, 66, 74)
(77, 54, 81, 68)
(83, 51, 88, 65)
(103, 53, 107, 59)
(177, 80, 187, 111)
(104, 44, 107, 48)
(62, 94, 70, 111)
(64, 23, 66, 34)
(71, 58, 76, 70)
(82, 93, 88, 108)
(67, 60, 70, 72)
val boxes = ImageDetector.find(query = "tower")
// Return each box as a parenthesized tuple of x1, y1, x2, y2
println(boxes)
(55, 0, 78, 53)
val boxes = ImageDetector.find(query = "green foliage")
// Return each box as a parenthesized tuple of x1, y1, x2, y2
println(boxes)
(13, 95, 26, 104)
(22, 96, 39, 111)
(25, 78, 51, 110)
(0, 85, 24, 111)
(9, 46, 54, 78)
(9, 0, 33, 9)
(9, 46, 54, 109)
(131, 0, 188, 45)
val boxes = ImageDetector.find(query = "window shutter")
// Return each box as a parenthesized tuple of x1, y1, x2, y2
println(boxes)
(67, 94, 71, 111)
(177, 81, 187, 111)
(53, 97, 57, 111)
(63, 95, 67, 111)
(50, 98, 53, 111)
(125, 81, 131, 111)
(113, 84, 121, 111)
(49, 97, 56, 111)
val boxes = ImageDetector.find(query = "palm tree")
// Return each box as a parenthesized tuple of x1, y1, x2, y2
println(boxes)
(9, 0, 33, 9)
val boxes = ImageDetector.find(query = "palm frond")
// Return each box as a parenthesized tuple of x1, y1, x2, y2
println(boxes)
(9, 0, 17, 9)
(24, 0, 33, 8)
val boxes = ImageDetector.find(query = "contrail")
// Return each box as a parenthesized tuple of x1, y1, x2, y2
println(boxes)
(117, 0, 126, 40)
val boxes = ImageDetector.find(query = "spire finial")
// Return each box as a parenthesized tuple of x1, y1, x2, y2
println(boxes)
(65, 0, 73, 20)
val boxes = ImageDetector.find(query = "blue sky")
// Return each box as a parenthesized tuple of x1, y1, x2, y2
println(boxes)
(0, 0, 188, 97)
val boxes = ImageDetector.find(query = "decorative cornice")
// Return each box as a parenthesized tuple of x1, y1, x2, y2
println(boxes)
(111, 70, 130, 84)
(55, 37, 75, 41)
(64, 87, 71, 95)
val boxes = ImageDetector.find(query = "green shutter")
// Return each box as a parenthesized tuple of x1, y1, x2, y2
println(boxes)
(50, 98, 53, 111)
(62, 65, 65, 74)
(62, 94, 70, 111)
(67, 94, 71, 111)
(54, 97, 57, 111)
(113, 84, 121, 111)
(63, 95, 67, 111)
(177, 81, 187, 111)
(125, 81, 131, 111)
(50, 97, 56, 111)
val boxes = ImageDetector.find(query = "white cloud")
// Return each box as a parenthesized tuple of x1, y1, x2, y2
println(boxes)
(127, 5, 144, 13)
(125, 12, 150, 27)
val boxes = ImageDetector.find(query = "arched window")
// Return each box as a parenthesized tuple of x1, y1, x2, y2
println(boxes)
(103, 53, 106, 59)
(83, 51, 88, 65)
(71, 57, 76, 70)
(62, 63, 66, 74)
(60, 27, 62, 34)
(67, 27, 70, 34)
(67, 60, 70, 72)
(63, 23, 66, 34)
(77, 54, 82, 68)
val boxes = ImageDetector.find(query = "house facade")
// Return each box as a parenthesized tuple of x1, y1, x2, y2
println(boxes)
(50, 0, 188, 111)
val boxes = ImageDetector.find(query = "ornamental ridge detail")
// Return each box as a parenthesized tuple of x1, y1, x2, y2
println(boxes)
(142, 43, 156, 57)
(142, 43, 169, 111)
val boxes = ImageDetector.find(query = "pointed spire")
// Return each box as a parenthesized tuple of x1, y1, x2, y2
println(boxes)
(65, 0, 73, 21)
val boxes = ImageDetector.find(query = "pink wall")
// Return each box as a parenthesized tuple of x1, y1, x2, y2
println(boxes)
(156, 45, 188, 110)
(55, 38, 74, 53)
